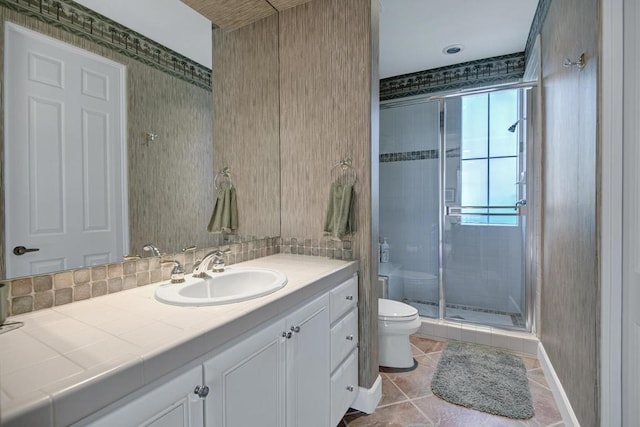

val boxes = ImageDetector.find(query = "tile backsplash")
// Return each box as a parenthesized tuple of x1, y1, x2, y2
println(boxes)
(5, 237, 280, 317)
(278, 237, 354, 261)
(4, 236, 354, 317)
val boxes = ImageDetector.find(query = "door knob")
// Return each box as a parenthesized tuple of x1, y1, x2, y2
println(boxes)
(13, 246, 40, 256)
(194, 385, 209, 399)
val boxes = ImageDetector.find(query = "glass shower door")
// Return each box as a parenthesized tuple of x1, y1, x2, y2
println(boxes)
(442, 89, 527, 328)
(379, 100, 440, 318)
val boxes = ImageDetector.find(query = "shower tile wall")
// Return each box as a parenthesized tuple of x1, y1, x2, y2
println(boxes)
(380, 100, 524, 320)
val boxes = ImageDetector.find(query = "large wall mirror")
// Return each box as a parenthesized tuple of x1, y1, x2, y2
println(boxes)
(0, 0, 281, 280)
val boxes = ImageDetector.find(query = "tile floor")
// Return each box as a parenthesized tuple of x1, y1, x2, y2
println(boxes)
(341, 336, 564, 427)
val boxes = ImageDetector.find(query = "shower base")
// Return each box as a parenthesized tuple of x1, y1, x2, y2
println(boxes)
(404, 299, 526, 328)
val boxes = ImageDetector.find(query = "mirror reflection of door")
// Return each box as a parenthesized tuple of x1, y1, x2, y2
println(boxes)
(4, 23, 128, 278)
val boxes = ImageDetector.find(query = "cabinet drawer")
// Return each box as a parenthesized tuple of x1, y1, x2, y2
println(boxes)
(330, 350, 358, 427)
(330, 308, 358, 372)
(330, 275, 358, 323)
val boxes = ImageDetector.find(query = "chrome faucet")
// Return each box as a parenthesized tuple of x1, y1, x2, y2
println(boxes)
(193, 249, 231, 278)
(142, 243, 161, 257)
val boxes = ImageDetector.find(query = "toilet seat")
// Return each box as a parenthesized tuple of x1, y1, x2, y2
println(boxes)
(378, 298, 418, 321)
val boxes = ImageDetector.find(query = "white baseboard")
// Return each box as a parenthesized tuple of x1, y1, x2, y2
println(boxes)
(350, 375, 382, 414)
(537, 343, 581, 427)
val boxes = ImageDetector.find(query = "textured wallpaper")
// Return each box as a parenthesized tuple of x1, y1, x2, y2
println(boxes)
(212, 14, 281, 239)
(279, 0, 377, 387)
(540, 0, 600, 424)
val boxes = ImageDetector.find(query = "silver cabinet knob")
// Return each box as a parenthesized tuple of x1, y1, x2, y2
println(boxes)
(346, 335, 354, 341)
(282, 331, 293, 339)
(194, 385, 209, 399)
(346, 385, 354, 392)
(290, 326, 301, 333)
(345, 295, 354, 301)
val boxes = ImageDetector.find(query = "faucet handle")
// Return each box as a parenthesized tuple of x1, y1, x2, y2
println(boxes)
(211, 248, 231, 273)
(161, 260, 185, 284)
(213, 248, 232, 257)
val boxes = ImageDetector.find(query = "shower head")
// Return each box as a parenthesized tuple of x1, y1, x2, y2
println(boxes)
(508, 120, 520, 133)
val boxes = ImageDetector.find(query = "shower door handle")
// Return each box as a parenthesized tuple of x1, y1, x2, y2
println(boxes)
(445, 205, 522, 217)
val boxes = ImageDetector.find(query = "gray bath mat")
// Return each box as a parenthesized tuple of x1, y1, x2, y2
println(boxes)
(431, 341, 534, 419)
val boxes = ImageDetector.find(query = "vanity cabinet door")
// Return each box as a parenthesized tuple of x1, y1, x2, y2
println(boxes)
(285, 293, 331, 427)
(203, 320, 286, 427)
(80, 366, 204, 427)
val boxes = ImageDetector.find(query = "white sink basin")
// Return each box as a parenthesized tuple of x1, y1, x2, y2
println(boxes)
(154, 267, 288, 306)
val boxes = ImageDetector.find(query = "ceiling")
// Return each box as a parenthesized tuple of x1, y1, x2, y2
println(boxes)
(75, 0, 212, 67)
(74, 0, 539, 78)
(379, 0, 539, 79)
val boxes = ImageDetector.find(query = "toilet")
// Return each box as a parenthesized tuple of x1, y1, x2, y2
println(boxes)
(378, 298, 421, 368)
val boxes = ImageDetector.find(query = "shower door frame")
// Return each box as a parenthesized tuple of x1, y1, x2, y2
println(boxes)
(380, 81, 538, 332)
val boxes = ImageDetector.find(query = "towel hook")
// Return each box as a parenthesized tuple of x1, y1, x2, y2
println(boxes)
(330, 157, 357, 185)
(214, 167, 234, 190)
(563, 53, 586, 71)
(144, 132, 157, 146)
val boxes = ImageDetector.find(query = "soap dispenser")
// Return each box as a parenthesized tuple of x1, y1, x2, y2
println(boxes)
(380, 238, 390, 263)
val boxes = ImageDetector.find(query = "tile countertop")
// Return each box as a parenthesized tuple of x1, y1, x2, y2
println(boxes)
(0, 254, 359, 427)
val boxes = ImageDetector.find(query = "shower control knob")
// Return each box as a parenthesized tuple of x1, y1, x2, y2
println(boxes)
(346, 386, 354, 392)
(194, 385, 209, 399)
(345, 295, 354, 301)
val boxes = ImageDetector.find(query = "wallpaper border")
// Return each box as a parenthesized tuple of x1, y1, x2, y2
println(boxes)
(0, 0, 212, 90)
(379, 52, 525, 101)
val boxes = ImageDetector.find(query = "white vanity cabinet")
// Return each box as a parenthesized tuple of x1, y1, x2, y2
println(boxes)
(204, 293, 330, 427)
(71, 271, 358, 427)
(81, 365, 205, 427)
(203, 320, 287, 427)
(329, 275, 359, 427)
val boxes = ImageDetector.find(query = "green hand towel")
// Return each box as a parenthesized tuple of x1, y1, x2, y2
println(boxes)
(207, 187, 238, 233)
(323, 183, 355, 240)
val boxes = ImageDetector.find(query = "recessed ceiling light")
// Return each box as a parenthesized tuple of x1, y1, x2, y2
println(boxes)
(443, 44, 464, 55)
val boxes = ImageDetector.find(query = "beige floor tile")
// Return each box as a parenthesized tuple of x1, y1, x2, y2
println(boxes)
(344, 401, 432, 426)
(379, 375, 409, 407)
(409, 336, 446, 354)
(527, 368, 550, 389)
(521, 355, 542, 370)
(412, 395, 523, 427)
(342, 339, 563, 427)
(525, 381, 563, 426)
(385, 355, 437, 399)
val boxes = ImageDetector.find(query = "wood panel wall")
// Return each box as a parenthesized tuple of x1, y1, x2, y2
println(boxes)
(0, 7, 217, 277)
(212, 14, 281, 238)
(279, 0, 378, 388)
(539, 0, 599, 424)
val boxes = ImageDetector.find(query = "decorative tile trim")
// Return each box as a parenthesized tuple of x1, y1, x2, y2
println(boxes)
(278, 237, 355, 261)
(380, 52, 525, 101)
(524, 0, 552, 64)
(380, 149, 439, 163)
(0, 0, 212, 90)
(3, 237, 280, 316)
(379, 148, 460, 163)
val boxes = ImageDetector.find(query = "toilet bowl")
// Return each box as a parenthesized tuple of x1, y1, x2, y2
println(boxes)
(378, 298, 421, 368)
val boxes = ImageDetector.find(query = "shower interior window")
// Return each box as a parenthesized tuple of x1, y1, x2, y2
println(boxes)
(459, 89, 520, 225)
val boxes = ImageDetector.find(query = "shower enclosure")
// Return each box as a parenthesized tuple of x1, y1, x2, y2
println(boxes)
(379, 84, 534, 330)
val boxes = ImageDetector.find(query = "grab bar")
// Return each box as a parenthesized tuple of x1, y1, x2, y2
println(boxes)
(446, 205, 522, 217)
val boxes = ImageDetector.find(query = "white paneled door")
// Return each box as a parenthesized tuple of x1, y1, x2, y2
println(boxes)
(4, 23, 127, 278)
